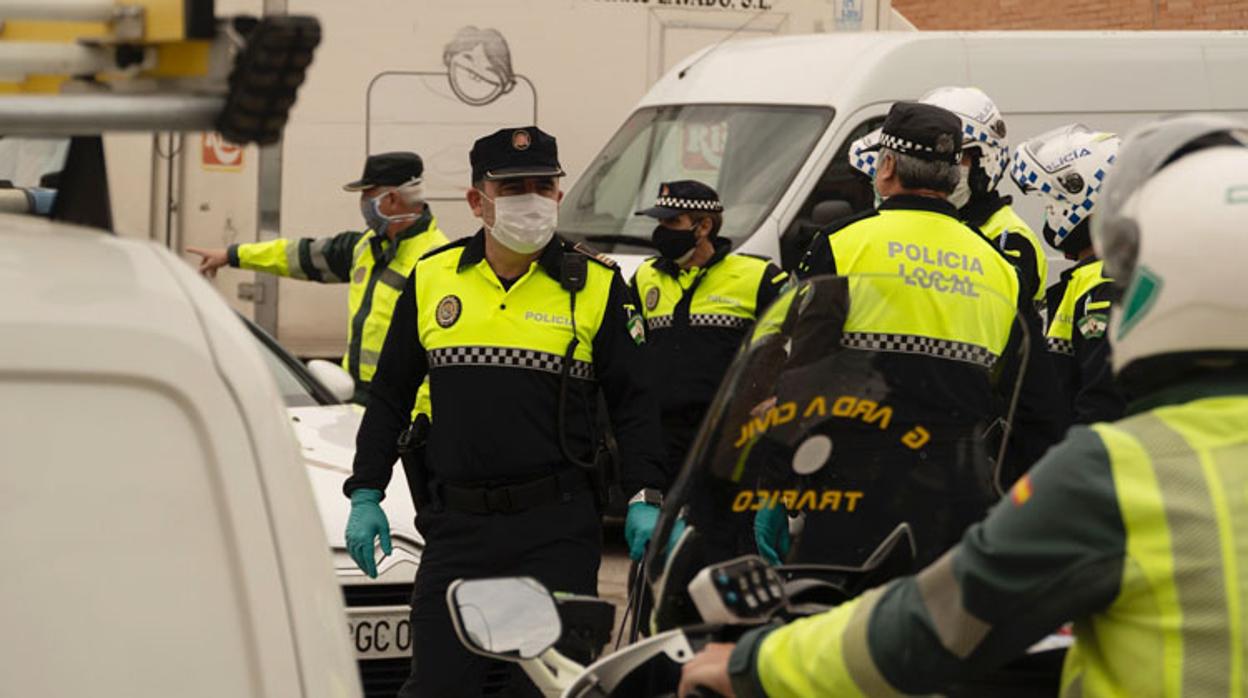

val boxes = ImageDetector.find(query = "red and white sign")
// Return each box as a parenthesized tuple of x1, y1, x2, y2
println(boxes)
(201, 132, 244, 171)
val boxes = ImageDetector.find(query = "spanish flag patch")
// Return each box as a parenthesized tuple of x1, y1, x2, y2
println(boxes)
(1010, 473, 1033, 506)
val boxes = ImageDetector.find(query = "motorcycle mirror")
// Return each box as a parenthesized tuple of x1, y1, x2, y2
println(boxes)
(447, 577, 562, 661)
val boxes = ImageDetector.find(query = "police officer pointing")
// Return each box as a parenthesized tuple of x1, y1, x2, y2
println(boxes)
(624, 180, 788, 561)
(188, 152, 448, 405)
(342, 127, 665, 697)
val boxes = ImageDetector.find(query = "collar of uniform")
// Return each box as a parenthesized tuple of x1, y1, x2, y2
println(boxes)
(455, 228, 566, 282)
(1128, 373, 1248, 414)
(1059, 254, 1101, 282)
(961, 191, 1012, 229)
(393, 207, 434, 244)
(879, 194, 959, 218)
(654, 237, 732, 277)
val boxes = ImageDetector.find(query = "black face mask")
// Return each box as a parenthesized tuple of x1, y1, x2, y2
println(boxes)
(651, 224, 699, 261)
(1044, 218, 1093, 259)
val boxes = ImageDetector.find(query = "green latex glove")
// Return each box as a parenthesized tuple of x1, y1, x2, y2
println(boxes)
(625, 502, 689, 562)
(754, 504, 791, 566)
(345, 488, 391, 578)
(625, 502, 659, 561)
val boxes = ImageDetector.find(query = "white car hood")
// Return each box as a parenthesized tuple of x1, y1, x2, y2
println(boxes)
(288, 404, 422, 551)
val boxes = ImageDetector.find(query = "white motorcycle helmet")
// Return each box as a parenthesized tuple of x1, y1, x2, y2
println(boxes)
(1009, 124, 1120, 257)
(1090, 115, 1248, 390)
(849, 87, 1009, 207)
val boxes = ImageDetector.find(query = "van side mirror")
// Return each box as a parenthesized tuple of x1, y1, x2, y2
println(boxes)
(448, 577, 562, 661)
(306, 359, 354, 402)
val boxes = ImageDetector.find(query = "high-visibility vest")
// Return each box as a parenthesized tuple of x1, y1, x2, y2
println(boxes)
(1045, 258, 1112, 356)
(234, 216, 447, 414)
(633, 253, 776, 333)
(980, 203, 1048, 303)
(826, 207, 1020, 368)
(1063, 395, 1248, 697)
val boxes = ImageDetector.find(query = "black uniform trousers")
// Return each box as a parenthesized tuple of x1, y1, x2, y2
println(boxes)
(398, 490, 602, 698)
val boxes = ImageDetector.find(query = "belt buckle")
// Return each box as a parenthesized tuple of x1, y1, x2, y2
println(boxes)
(485, 487, 513, 514)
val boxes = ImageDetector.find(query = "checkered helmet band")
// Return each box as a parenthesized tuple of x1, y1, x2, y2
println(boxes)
(850, 129, 883, 178)
(1010, 125, 1120, 246)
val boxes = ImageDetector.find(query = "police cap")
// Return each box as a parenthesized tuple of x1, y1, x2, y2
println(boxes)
(470, 126, 566, 182)
(862, 102, 963, 164)
(342, 151, 424, 191)
(635, 180, 724, 219)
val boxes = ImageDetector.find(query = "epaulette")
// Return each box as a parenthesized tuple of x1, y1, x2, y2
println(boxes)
(735, 252, 775, 263)
(571, 241, 619, 269)
(419, 236, 470, 260)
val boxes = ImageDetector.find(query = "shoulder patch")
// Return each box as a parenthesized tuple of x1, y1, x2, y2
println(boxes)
(1078, 312, 1108, 340)
(571, 241, 618, 269)
(735, 252, 774, 263)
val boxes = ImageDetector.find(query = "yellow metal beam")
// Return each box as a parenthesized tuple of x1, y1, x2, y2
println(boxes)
(127, 0, 186, 43)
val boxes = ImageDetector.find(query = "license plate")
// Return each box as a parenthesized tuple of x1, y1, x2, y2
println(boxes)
(347, 606, 411, 661)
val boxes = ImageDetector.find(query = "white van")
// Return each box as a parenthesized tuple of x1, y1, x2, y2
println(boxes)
(0, 215, 361, 697)
(557, 31, 1248, 276)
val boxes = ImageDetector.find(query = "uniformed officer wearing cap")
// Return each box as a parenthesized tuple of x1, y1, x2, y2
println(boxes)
(623, 179, 788, 562)
(343, 127, 666, 697)
(187, 152, 448, 405)
(774, 101, 1061, 568)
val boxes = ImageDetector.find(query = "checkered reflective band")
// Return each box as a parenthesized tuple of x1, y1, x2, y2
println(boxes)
(653, 196, 723, 212)
(646, 315, 674, 331)
(1046, 336, 1075, 356)
(690, 314, 751, 329)
(428, 346, 595, 380)
(841, 332, 998, 368)
(878, 132, 936, 156)
(962, 122, 1010, 189)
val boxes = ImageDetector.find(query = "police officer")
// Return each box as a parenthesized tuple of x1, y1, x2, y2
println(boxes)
(1011, 125, 1127, 430)
(187, 152, 448, 404)
(680, 115, 1248, 698)
(850, 87, 1048, 303)
(846, 93, 1064, 484)
(772, 101, 1056, 569)
(342, 126, 665, 698)
(623, 180, 788, 562)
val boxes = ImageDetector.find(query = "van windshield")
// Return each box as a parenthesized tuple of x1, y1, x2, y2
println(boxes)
(559, 104, 833, 253)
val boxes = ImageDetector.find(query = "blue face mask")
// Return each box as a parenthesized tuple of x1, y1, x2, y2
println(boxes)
(360, 194, 391, 236)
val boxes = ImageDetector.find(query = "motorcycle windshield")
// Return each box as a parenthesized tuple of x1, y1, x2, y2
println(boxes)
(644, 273, 1028, 592)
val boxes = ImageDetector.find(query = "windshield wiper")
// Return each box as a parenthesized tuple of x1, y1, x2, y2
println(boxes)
(584, 234, 658, 249)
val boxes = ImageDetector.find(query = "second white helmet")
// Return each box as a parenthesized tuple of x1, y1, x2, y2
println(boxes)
(849, 87, 1009, 201)
(1010, 124, 1120, 256)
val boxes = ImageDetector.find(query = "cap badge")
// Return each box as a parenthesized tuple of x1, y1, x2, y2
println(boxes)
(935, 133, 955, 155)
(511, 130, 531, 151)
(660, 184, 670, 197)
(436, 295, 462, 328)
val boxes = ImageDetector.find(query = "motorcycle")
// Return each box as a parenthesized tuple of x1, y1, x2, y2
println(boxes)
(446, 274, 1065, 697)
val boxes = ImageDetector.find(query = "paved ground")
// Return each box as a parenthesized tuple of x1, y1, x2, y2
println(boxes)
(598, 529, 635, 647)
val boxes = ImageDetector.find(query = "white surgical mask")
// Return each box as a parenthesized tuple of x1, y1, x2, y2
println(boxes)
(948, 165, 972, 209)
(483, 191, 558, 253)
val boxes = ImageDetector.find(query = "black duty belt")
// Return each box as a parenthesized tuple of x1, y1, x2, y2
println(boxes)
(438, 469, 590, 515)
